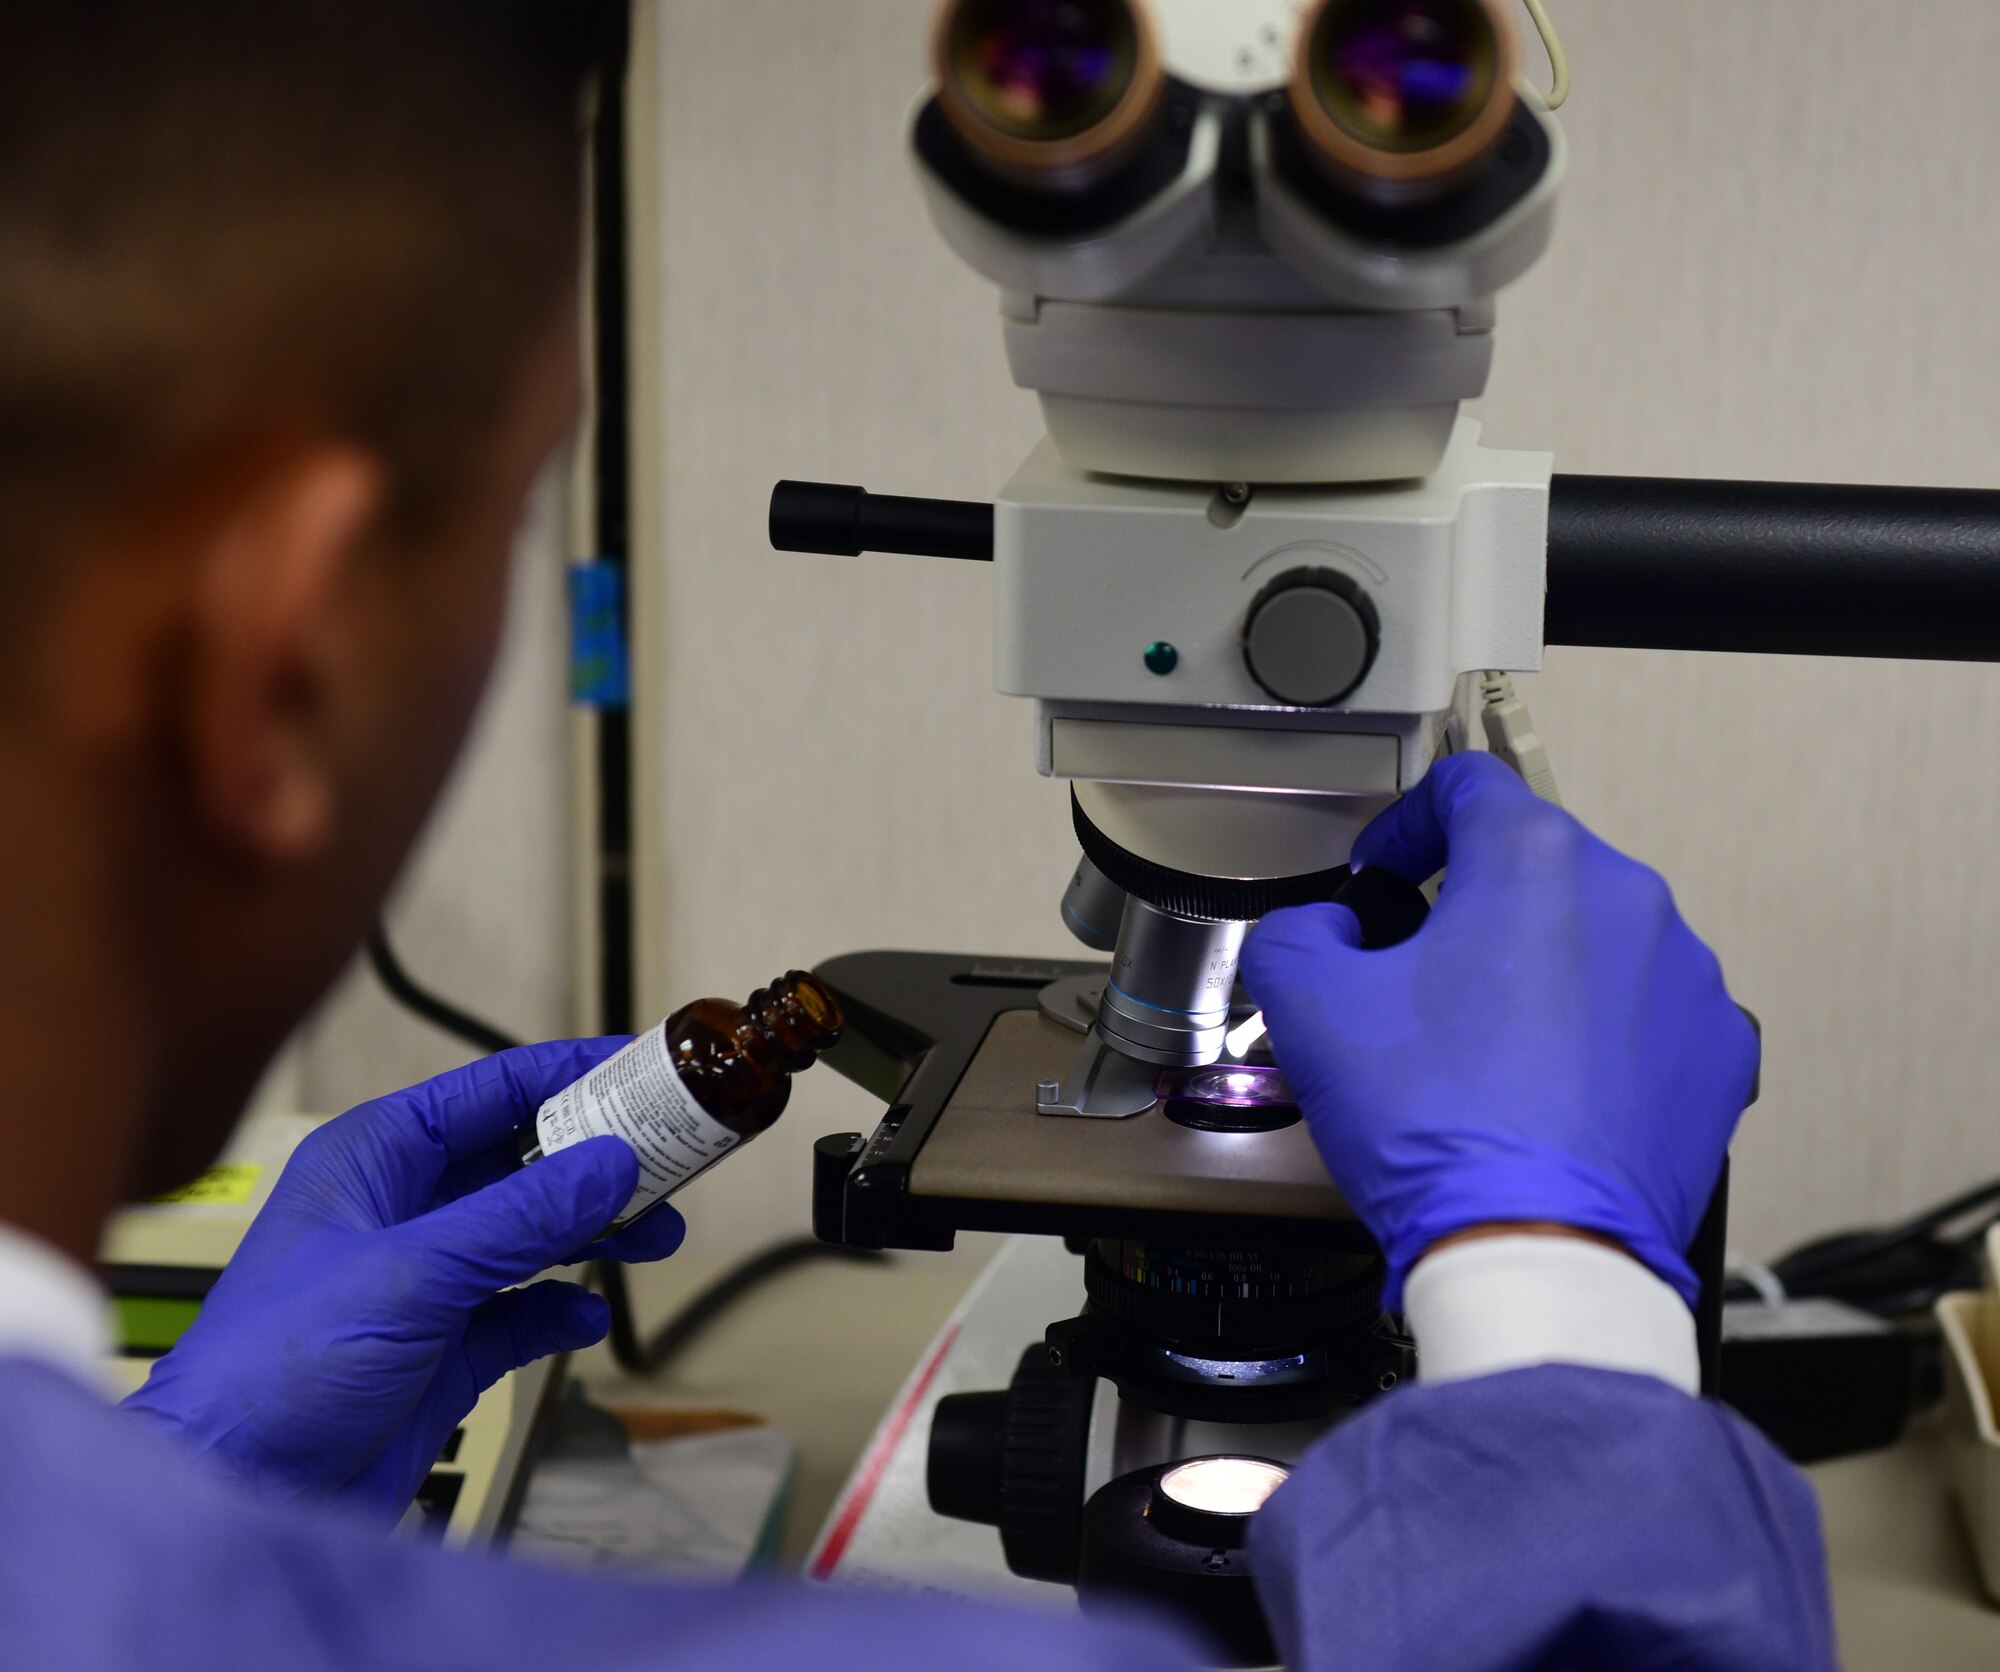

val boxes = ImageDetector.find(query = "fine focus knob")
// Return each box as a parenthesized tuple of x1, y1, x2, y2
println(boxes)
(1242, 567, 1379, 706)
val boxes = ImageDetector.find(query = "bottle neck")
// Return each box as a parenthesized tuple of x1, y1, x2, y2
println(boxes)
(739, 973, 842, 1074)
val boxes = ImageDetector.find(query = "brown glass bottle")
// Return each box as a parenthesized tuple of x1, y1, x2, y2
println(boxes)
(518, 971, 844, 1231)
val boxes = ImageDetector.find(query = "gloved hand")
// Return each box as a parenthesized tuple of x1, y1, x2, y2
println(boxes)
(1241, 752, 1757, 1309)
(122, 1039, 685, 1517)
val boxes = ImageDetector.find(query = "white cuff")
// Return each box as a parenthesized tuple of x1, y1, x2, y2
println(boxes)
(1403, 1234, 1700, 1396)
(0, 1219, 112, 1393)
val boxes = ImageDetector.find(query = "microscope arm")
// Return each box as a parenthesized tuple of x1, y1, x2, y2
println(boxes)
(773, 476, 2000, 664)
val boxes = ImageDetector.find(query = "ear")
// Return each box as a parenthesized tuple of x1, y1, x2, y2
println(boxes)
(183, 447, 388, 864)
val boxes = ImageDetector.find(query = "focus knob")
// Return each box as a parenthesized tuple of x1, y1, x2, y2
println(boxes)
(927, 1345, 1095, 1584)
(1242, 567, 1379, 706)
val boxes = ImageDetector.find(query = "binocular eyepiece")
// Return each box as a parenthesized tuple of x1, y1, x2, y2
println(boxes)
(930, 0, 1166, 189)
(930, 0, 1520, 200)
(1292, 0, 1519, 199)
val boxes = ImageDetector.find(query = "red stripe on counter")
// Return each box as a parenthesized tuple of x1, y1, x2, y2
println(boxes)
(808, 1324, 963, 1582)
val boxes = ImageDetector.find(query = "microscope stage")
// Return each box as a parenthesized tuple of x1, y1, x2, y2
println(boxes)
(813, 952, 1369, 1253)
(912, 1009, 1346, 1224)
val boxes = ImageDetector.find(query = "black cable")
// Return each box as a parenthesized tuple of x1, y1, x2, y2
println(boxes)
(365, 925, 524, 1056)
(1774, 1177, 2000, 1288)
(600, 1238, 889, 1378)
(1725, 1176, 2000, 1318)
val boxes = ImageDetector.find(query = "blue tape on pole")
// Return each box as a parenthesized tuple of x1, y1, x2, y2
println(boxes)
(568, 561, 630, 710)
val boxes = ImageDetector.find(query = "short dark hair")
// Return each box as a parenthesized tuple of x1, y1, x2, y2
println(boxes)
(0, 0, 610, 610)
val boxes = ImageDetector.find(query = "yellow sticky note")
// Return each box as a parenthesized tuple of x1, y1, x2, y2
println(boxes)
(152, 1163, 262, 1207)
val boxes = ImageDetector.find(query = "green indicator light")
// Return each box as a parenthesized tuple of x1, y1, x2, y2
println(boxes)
(1144, 641, 1179, 676)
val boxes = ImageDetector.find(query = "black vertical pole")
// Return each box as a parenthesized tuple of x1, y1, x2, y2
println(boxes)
(587, 3, 647, 1373)
(591, 4, 636, 1038)
(1691, 1160, 1731, 1397)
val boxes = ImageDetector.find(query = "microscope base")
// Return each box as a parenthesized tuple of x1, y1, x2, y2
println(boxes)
(807, 1235, 1342, 1605)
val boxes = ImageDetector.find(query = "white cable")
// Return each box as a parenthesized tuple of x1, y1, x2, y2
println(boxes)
(1520, 0, 1570, 110)
(1479, 673, 1562, 807)
(1726, 1253, 1790, 1309)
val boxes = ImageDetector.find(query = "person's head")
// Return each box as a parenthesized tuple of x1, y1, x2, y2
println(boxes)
(0, 1, 611, 1200)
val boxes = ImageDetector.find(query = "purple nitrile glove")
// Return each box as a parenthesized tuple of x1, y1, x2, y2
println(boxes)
(123, 1039, 685, 1516)
(1241, 752, 1757, 1309)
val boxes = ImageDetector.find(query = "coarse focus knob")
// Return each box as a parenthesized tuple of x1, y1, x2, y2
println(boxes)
(1242, 567, 1380, 707)
(927, 1345, 1095, 1584)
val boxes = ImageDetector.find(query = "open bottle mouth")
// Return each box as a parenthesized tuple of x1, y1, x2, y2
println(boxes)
(747, 971, 845, 1070)
(1290, 0, 1519, 198)
(931, 0, 1165, 187)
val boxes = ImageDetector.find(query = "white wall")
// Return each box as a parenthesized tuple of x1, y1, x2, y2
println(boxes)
(631, 0, 2000, 1262)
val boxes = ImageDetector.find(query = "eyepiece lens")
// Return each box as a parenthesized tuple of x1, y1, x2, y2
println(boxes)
(1311, 0, 1499, 153)
(949, 0, 1139, 142)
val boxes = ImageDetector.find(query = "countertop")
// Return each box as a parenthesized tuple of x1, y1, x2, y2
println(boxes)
(572, 1240, 2000, 1663)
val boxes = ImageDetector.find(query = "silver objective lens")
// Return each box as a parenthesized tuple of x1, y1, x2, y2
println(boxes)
(1096, 895, 1247, 1067)
(1060, 856, 1127, 953)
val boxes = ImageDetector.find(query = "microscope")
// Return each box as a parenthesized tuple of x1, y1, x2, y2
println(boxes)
(770, 0, 2000, 1657)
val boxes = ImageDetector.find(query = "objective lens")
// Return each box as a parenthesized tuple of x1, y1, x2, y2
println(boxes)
(1290, 0, 1517, 195)
(1095, 895, 1245, 1068)
(933, 0, 1163, 184)
(1060, 855, 1126, 953)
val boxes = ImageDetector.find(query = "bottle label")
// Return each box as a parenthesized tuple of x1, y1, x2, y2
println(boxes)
(534, 1023, 742, 1224)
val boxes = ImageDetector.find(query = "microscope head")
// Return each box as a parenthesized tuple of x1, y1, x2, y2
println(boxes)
(914, 0, 1563, 485)
(908, 1, 1562, 1075)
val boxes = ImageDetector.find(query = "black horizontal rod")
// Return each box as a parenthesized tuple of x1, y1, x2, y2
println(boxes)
(1545, 473, 2000, 663)
(771, 475, 2000, 665)
(771, 480, 993, 563)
